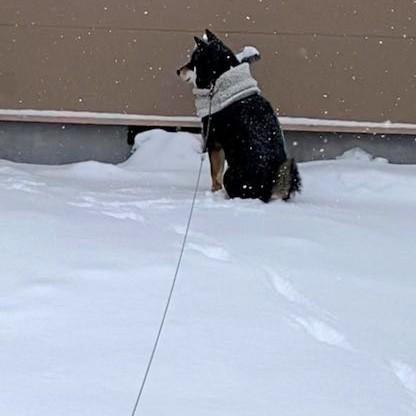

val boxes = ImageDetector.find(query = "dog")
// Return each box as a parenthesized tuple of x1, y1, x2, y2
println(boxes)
(177, 29, 301, 202)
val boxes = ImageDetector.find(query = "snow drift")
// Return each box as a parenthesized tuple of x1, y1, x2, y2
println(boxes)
(0, 129, 415, 416)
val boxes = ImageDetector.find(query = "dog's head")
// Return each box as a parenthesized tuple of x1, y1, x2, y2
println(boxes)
(176, 29, 241, 89)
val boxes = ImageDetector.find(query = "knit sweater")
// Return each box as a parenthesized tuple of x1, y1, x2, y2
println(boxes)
(193, 63, 261, 118)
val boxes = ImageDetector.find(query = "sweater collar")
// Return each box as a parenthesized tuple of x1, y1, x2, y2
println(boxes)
(192, 63, 261, 118)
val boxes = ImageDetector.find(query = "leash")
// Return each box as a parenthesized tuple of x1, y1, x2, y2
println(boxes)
(130, 84, 215, 416)
(203, 84, 215, 151)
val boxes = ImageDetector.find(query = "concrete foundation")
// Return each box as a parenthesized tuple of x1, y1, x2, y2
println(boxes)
(0, 121, 131, 165)
(0, 121, 415, 165)
(284, 131, 416, 164)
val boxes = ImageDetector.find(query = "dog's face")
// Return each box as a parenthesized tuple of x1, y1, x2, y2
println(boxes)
(177, 29, 240, 89)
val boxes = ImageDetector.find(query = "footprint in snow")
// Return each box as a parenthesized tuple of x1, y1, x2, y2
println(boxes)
(172, 226, 231, 261)
(101, 210, 144, 222)
(391, 360, 416, 396)
(293, 315, 352, 350)
(2, 178, 46, 193)
(68, 195, 154, 221)
(68, 201, 94, 208)
(68, 195, 96, 208)
(264, 266, 336, 323)
(173, 225, 213, 240)
(263, 266, 311, 307)
(188, 243, 230, 261)
(266, 267, 353, 351)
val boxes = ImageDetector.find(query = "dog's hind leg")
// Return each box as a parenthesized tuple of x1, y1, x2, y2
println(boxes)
(271, 158, 302, 201)
(209, 147, 225, 192)
(223, 168, 261, 200)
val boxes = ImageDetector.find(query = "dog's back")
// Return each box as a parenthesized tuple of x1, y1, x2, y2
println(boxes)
(205, 93, 291, 201)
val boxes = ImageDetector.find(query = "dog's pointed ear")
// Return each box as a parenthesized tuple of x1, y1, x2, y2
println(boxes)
(194, 36, 207, 48)
(205, 29, 220, 43)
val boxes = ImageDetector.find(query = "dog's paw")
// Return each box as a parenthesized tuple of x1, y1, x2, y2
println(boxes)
(211, 182, 223, 192)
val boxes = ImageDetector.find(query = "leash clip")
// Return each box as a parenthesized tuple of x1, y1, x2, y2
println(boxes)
(209, 83, 216, 99)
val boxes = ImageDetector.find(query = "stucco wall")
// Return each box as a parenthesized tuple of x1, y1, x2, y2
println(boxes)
(1, 1, 415, 122)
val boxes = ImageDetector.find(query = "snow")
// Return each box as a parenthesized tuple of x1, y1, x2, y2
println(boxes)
(1, 129, 416, 416)
(336, 147, 388, 162)
(236, 46, 261, 63)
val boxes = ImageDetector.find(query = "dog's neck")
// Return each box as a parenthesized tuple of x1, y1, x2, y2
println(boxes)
(193, 63, 261, 118)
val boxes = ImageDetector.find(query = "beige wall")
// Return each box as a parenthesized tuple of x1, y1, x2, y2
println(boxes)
(0, 1, 415, 122)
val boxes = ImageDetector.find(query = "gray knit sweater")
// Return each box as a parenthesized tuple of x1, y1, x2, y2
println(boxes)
(193, 63, 261, 118)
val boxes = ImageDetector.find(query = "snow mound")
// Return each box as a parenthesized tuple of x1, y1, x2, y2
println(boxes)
(336, 147, 388, 163)
(122, 129, 203, 172)
(304, 159, 416, 204)
(63, 160, 128, 178)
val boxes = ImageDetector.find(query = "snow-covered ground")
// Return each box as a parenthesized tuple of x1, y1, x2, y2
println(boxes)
(1, 129, 415, 416)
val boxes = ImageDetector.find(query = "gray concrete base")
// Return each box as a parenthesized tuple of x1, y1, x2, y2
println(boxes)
(0, 121, 131, 165)
(284, 131, 416, 164)
(0, 121, 415, 165)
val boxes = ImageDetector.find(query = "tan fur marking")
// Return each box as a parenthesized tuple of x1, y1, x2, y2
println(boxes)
(209, 147, 225, 192)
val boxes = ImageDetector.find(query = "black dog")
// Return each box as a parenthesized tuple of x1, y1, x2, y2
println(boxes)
(177, 30, 301, 202)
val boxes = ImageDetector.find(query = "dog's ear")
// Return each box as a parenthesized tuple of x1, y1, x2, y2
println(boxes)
(205, 29, 220, 43)
(194, 36, 207, 48)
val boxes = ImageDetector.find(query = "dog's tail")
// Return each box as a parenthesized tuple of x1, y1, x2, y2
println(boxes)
(272, 158, 302, 201)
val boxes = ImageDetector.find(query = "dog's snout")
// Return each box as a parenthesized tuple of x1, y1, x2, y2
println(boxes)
(177, 65, 196, 85)
(177, 65, 188, 77)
